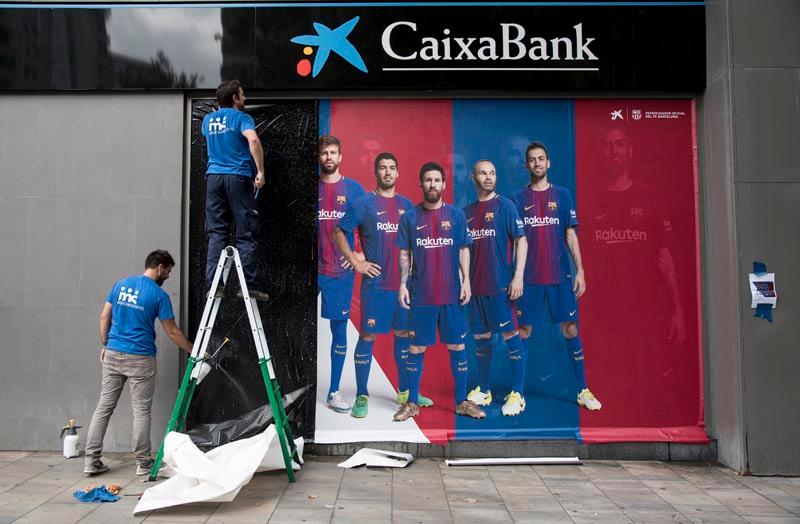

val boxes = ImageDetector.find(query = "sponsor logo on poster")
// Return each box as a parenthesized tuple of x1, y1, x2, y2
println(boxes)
(377, 221, 399, 232)
(632, 109, 642, 120)
(594, 228, 648, 244)
(441, 220, 451, 231)
(524, 216, 559, 227)
(318, 209, 345, 220)
(337, 195, 347, 205)
(485, 212, 494, 221)
(470, 228, 496, 239)
(416, 237, 454, 248)
(611, 109, 624, 120)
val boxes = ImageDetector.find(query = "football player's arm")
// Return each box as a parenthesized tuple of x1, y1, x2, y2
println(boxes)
(333, 226, 380, 277)
(459, 246, 472, 305)
(565, 227, 586, 297)
(509, 236, 527, 301)
(398, 248, 411, 309)
(99, 302, 112, 363)
(241, 129, 265, 188)
(658, 246, 686, 347)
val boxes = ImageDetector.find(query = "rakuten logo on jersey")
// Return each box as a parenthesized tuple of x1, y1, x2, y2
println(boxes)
(377, 221, 399, 233)
(595, 228, 648, 244)
(416, 237, 454, 249)
(318, 209, 345, 221)
(524, 216, 559, 227)
(470, 228, 496, 239)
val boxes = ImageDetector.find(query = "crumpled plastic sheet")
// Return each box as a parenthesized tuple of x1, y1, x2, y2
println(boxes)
(133, 426, 303, 514)
(187, 386, 309, 451)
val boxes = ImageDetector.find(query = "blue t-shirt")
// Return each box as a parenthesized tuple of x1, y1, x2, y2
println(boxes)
(397, 203, 472, 306)
(463, 194, 525, 296)
(202, 107, 256, 177)
(337, 192, 413, 292)
(105, 275, 175, 356)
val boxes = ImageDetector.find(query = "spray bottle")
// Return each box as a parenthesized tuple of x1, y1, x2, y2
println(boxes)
(60, 420, 81, 458)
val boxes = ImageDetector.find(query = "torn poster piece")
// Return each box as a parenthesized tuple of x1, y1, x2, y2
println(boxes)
(134, 426, 303, 514)
(337, 448, 413, 468)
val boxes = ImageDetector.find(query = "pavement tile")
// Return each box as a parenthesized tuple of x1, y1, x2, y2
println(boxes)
(533, 465, 587, 480)
(497, 485, 562, 512)
(742, 518, 800, 524)
(206, 497, 278, 523)
(13, 501, 97, 524)
(671, 504, 748, 523)
(268, 507, 334, 523)
(294, 461, 344, 483)
(392, 484, 449, 511)
(331, 499, 391, 522)
(565, 507, 633, 523)
(450, 506, 513, 523)
(731, 504, 799, 517)
(391, 509, 453, 524)
(622, 509, 690, 523)
(705, 488, 776, 506)
(0, 452, 32, 462)
(0, 492, 54, 519)
(488, 466, 543, 486)
(509, 509, 574, 523)
(623, 462, 684, 481)
(141, 503, 217, 522)
(277, 481, 340, 508)
(337, 476, 391, 500)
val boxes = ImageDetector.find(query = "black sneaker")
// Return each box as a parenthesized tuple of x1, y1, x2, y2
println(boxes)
(237, 288, 269, 302)
(84, 459, 109, 475)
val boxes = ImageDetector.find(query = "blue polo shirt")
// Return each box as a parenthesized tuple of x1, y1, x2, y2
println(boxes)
(202, 107, 256, 177)
(105, 275, 175, 356)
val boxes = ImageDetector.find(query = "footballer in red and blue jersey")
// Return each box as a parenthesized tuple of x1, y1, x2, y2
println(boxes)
(317, 136, 366, 415)
(511, 141, 602, 412)
(334, 153, 434, 418)
(463, 160, 529, 417)
(394, 162, 485, 423)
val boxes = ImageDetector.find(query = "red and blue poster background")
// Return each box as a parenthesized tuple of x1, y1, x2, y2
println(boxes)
(314, 98, 705, 444)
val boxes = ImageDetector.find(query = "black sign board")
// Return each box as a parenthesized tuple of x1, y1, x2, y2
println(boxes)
(0, 2, 705, 92)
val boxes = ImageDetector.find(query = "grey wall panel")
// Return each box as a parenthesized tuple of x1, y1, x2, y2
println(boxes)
(733, 69, 800, 183)
(0, 94, 184, 452)
(700, 74, 746, 472)
(730, 0, 800, 68)
(737, 182, 800, 475)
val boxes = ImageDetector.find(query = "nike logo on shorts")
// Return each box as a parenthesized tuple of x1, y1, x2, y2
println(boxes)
(461, 332, 467, 338)
(416, 225, 427, 230)
(342, 309, 350, 315)
(376, 211, 387, 215)
(569, 310, 576, 316)
(499, 320, 511, 327)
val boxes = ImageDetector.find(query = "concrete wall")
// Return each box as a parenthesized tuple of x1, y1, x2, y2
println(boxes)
(0, 94, 185, 452)
(703, 0, 800, 475)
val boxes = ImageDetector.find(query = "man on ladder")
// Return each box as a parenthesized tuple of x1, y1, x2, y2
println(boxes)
(149, 246, 300, 482)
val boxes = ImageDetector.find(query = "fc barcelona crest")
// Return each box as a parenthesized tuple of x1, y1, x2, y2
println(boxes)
(441, 220, 451, 231)
(399, 209, 405, 215)
(485, 212, 494, 222)
(548, 201, 558, 210)
(337, 195, 347, 205)
(367, 318, 376, 327)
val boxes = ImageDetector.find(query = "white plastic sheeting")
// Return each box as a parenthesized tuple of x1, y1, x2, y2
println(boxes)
(134, 426, 303, 514)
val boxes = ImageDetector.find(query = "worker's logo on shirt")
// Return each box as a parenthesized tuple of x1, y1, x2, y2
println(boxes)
(207, 116, 227, 135)
(290, 17, 368, 78)
(117, 287, 140, 307)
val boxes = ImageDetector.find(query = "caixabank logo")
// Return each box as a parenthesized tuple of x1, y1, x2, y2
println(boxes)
(290, 16, 368, 78)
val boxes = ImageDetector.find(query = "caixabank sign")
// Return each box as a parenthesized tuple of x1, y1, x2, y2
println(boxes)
(0, 1, 705, 92)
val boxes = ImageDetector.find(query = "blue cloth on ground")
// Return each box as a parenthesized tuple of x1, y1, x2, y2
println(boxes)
(73, 485, 120, 503)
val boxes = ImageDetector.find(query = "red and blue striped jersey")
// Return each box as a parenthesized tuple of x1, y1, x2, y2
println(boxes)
(318, 176, 365, 277)
(510, 184, 578, 285)
(398, 204, 472, 306)
(338, 192, 413, 291)
(463, 195, 525, 296)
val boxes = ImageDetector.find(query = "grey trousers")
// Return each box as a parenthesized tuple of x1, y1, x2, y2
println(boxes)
(84, 349, 157, 466)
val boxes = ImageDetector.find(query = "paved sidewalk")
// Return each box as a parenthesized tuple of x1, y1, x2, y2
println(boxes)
(1, 451, 799, 523)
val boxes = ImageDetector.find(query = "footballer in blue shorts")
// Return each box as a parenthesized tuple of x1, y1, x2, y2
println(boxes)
(318, 135, 366, 414)
(463, 160, 529, 416)
(511, 141, 602, 411)
(395, 162, 486, 422)
(334, 152, 434, 419)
